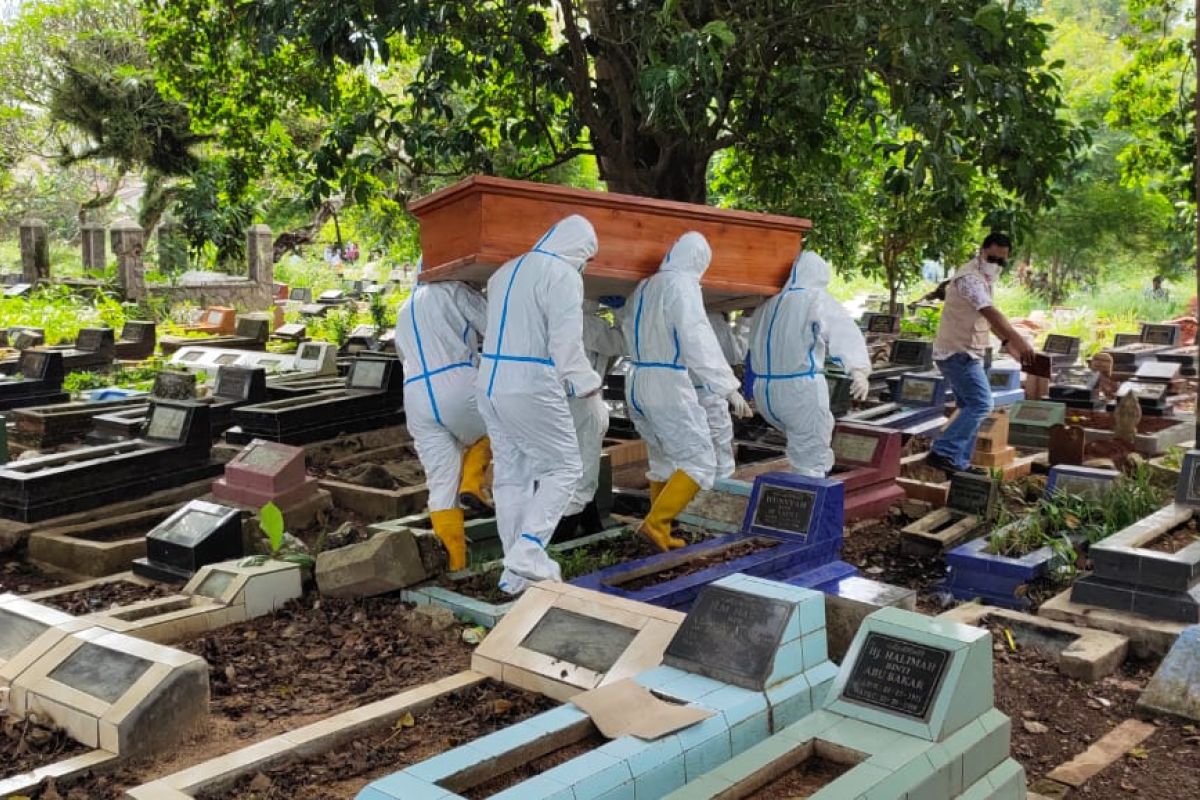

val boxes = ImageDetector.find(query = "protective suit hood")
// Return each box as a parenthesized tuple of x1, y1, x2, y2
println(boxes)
(533, 215, 597, 273)
(659, 232, 712, 280)
(787, 251, 831, 290)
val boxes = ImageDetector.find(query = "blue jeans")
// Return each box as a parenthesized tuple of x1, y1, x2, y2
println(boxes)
(931, 353, 994, 470)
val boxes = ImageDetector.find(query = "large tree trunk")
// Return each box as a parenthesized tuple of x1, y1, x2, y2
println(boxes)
(599, 146, 710, 204)
(1193, 0, 1199, 442)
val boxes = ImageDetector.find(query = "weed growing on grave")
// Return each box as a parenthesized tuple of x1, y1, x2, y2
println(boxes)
(242, 501, 316, 569)
(63, 357, 174, 395)
(1160, 446, 1186, 471)
(986, 464, 1165, 579)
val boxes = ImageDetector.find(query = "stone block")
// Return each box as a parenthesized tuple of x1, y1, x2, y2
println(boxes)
(315, 529, 428, 598)
(1137, 624, 1200, 721)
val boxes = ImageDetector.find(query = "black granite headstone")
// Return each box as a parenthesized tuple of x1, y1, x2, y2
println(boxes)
(750, 483, 817, 537)
(1175, 451, 1200, 507)
(234, 316, 270, 343)
(841, 632, 951, 721)
(1141, 323, 1180, 347)
(214, 366, 266, 402)
(1112, 332, 1142, 347)
(151, 371, 196, 401)
(1043, 334, 1080, 356)
(664, 585, 794, 690)
(866, 314, 899, 334)
(273, 323, 307, 341)
(891, 340, 932, 367)
(299, 303, 329, 317)
(132, 499, 242, 583)
(120, 321, 156, 343)
(75, 327, 115, 353)
(289, 287, 312, 303)
(946, 473, 998, 518)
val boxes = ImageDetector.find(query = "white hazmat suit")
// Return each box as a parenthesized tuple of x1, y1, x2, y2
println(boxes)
(748, 251, 871, 476)
(563, 302, 624, 527)
(477, 216, 602, 594)
(694, 311, 743, 480)
(395, 269, 491, 570)
(623, 232, 749, 550)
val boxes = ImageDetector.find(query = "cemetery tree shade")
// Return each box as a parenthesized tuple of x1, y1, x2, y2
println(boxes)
(146, 0, 1081, 205)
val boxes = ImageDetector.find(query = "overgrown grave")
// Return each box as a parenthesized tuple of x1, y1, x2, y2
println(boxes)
(360, 577, 839, 800)
(662, 607, 1024, 800)
(1041, 449, 1200, 656)
(0, 327, 117, 376)
(941, 465, 1144, 610)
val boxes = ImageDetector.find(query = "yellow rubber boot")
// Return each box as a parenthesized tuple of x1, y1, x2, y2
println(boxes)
(637, 470, 699, 552)
(430, 508, 468, 571)
(458, 437, 493, 514)
(649, 480, 665, 506)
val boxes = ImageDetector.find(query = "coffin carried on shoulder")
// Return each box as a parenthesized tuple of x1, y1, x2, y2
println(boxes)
(409, 175, 812, 310)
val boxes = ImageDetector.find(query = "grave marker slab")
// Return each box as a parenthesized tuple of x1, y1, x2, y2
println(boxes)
(288, 287, 312, 303)
(1136, 360, 1182, 383)
(115, 321, 156, 360)
(299, 303, 330, 317)
(664, 585, 794, 690)
(1138, 624, 1200, 721)
(1050, 366, 1104, 409)
(0, 350, 68, 411)
(271, 322, 307, 342)
(1175, 449, 1200, 507)
(9, 626, 209, 755)
(4, 283, 31, 298)
(1048, 423, 1086, 466)
(829, 423, 905, 521)
(1119, 379, 1171, 415)
(151, 371, 196, 401)
(132, 499, 242, 583)
(972, 411, 1016, 469)
(862, 312, 900, 335)
(1141, 323, 1181, 347)
(212, 438, 316, 508)
(1113, 332, 1142, 347)
(1046, 464, 1120, 501)
(1007, 400, 1066, 448)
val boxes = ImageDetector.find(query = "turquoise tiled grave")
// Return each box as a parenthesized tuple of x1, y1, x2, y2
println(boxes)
(660, 606, 1026, 799)
(356, 576, 838, 800)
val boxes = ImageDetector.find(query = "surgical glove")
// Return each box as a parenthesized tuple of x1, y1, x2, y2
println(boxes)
(727, 391, 753, 419)
(850, 368, 870, 402)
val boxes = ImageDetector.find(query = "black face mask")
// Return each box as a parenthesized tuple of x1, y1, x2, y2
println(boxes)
(986, 255, 1008, 268)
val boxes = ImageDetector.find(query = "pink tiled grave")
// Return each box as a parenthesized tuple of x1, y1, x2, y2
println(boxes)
(212, 439, 317, 508)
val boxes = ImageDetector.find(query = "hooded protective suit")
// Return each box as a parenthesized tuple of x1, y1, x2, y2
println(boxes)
(395, 265, 490, 570)
(563, 302, 624, 521)
(477, 215, 602, 594)
(623, 233, 745, 554)
(748, 251, 871, 475)
(693, 311, 741, 480)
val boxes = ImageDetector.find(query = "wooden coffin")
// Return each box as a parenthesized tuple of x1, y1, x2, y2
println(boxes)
(409, 175, 812, 310)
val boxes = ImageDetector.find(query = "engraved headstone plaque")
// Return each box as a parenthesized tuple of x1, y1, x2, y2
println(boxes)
(750, 484, 816, 538)
(273, 323, 306, 340)
(946, 473, 997, 518)
(134, 499, 242, 583)
(899, 378, 937, 405)
(145, 404, 188, 442)
(520, 608, 639, 674)
(152, 370, 196, 400)
(215, 353, 239, 366)
(1119, 381, 1168, 402)
(867, 314, 899, 334)
(1044, 334, 1079, 355)
(289, 287, 312, 303)
(833, 430, 881, 464)
(1051, 472, 1115, 501)
(1112, 332, 1141, 347)
(840, 632, 950, 721)
(75, 328, 112, 352)
(664, 585, 793, 690)
(1134, 361, 1181, 382)
(989, 372, 1011, 388)
(47, 642, 153, 704)
(1016, 404, 1054, 423)
(892, 340, 930, 366)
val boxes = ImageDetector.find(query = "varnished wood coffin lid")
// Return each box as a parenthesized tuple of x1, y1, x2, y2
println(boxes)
(409, 175, 813, 309)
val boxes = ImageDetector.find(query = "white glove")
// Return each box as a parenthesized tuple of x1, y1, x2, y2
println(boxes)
(727, 391, 753, 419)
(849, 368, 870, 402)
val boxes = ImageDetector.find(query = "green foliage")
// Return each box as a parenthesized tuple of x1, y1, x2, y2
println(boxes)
(0, 285, 126, 344)
(987, 465, 1165, 582)
(246, 501, 315, 569)
(62, 356, 172, 395)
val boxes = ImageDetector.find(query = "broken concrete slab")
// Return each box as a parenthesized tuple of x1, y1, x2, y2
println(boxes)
(941, 603, 1129, 682)
(1039, 587, 1186, 659)
(315, 529, 427, 598)
(1045, 718, 1157, 787)
(1137, 624, 1200, 722)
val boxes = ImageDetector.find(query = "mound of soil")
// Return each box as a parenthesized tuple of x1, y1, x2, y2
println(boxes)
(1143, 520, 1200, 554)
(1065, 410, 1180, 434)
(0, 559, 69, 595)
(332, 459, 425, 490)
(745, 755, 854, 799)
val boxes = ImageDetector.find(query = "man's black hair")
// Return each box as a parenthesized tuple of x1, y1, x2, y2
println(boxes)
(982, 232, 1012, 250)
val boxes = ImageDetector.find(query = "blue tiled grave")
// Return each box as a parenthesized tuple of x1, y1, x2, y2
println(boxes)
(1067, 449, 1200, 623)
(901, 472, 999, 556)
(663, 606, 1024, 800)
(1138, 623, 1200, 721)
(358, 577, 838, 800)
(942, 465, 1120, 609)
(1007, 400, 1066, 448)
(986, 360, 1025, 407)
(573, 473, 854, 612)
(845, 373, 948, 437)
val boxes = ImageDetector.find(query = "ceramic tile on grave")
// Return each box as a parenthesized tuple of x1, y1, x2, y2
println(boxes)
(972, 411, 1016, 468)
(830, 423, 905, 521)
(1069, 453, 1200, 624)
(870, 339, 934, 387)
(862, 313, 900, 336)
(1007, 400, 1066, 448)
(1048, 423, 1086, 466)
(132, 499, 243, 583)
(271, 323, 307, 343)
(1136, 360, 1182, 383)
(574, 473, 852, 610)
(1113, 332, 1142, 347)
(318, 289, 346, 304)
(212, 439, 315, 508)
(846, 373, 947, 436)
(1046, 464, 1120, 500)
(662, 607, 1023, 800)
(289, 287, 312, 303)
(1043, 333, 1081, 367)
(987, 360, 1025, 406)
